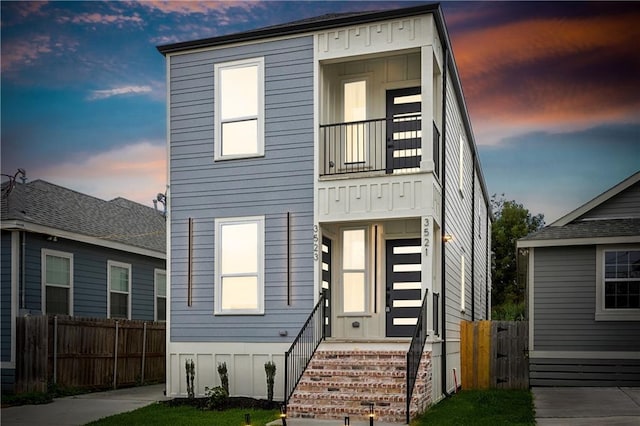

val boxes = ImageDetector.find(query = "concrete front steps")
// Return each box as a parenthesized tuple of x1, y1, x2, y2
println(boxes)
(286, 343, 432, 423)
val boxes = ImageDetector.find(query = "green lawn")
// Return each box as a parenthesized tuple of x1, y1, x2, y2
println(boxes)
(412, 389, 535, 426)
(85, 404, 280, 426)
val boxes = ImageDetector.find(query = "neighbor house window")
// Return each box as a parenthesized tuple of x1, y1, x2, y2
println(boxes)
(214, 57, 264, 160)
(108, 261, 131, 319)
(342, 228, 366, 313)
(215, 216, 265, 315)
(155, 269, 166, 322)
(596, 246, 640, 321)
(42, 249, 73, 315)
(344, 80, 366, 164)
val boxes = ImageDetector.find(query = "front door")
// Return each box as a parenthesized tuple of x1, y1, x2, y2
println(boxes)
(385, 239, 422, 337)
(386, 87, 422, 174)
(322, 236, 332, 337)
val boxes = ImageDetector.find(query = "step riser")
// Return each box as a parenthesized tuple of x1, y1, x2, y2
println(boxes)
(287, 349, 432, 423)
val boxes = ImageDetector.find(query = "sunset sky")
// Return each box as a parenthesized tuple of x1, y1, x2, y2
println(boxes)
(2, 1, 639, 223)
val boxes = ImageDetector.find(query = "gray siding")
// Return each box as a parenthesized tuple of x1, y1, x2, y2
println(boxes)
(1, 368, 14, 392)
(169, 36, 315, 343)
(442, 69, 490, 340)
(580, 181, 640, 220)
(1, 231, 12, 363)
(533, 245, 640, 351)
(21, 233, 162, 320)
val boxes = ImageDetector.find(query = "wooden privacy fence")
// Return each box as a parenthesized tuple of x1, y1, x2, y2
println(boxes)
(16, 315, 165, 394)
(460, 320, 528, 389)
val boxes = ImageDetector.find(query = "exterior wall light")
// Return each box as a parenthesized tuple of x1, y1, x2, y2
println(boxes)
(443, 234, 453, 242)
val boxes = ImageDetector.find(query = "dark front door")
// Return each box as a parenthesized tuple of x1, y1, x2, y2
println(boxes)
(322, 236, 332, 337)
(386, 87, 422, 174)
(386, 238, 422, 337)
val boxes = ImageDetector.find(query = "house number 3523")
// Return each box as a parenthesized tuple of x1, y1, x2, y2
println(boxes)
(313, 225, 319, 261)
(423, 218, 430, 256)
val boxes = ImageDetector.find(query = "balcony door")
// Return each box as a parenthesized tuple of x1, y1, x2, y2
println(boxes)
(386, 87, 422, 174)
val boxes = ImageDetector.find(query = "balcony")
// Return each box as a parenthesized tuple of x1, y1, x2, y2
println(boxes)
(320, 116, 440, 178)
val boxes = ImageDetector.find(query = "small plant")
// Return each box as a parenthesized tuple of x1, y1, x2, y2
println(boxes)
(217, 362, 229, 395)
(185, 359, 195, 399)
(264, 361, 276, 402)
(204, 385, 228, 410)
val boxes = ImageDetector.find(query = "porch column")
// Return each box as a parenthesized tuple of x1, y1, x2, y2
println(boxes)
(421, 215, 434, 335)
(420, 44, 435, 173)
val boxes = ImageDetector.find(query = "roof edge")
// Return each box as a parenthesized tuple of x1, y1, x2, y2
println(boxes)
(157, 3, 440, 55)
(551, 170, 640, 227)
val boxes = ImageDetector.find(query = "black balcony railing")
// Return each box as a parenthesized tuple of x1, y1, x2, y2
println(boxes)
(284, 291, 326, 408)
(320, 115, 425, 177)
(406, 291, 429, 423)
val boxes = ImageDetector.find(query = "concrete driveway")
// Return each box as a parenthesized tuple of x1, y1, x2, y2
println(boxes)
(1, 384, 169, 426)
(533, 387, 640, 425)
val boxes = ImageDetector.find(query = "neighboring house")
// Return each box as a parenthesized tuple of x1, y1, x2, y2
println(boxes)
(157, 3, 491, 422)
(518, 171, 640, 386)
(1, 179, 166, 392)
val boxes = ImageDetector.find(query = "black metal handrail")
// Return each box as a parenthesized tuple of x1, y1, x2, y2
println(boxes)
(406, 291, 429, 423)
(319, 115, 422, 176)
(284, 291, 326, 408)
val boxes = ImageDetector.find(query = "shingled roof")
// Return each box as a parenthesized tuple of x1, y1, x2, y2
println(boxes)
(1, 180, 165, 254)
(520, 218, 640, 242)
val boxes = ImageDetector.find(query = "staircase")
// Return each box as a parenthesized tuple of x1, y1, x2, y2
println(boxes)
(286, 346, 432, 423)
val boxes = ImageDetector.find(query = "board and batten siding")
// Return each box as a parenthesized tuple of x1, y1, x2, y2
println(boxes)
(168, 35, 315, 343)
(533, 246, 640, 352)
(580, 181, 640, 220)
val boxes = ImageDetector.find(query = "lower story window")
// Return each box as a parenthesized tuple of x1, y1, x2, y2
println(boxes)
(155, 269, 166, 322)
(596, 246, 640, 321)
(108, 261, 131, 319)
(42, 249, 73, 315)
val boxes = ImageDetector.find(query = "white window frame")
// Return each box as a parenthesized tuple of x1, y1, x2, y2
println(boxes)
(214, 57, 265, 161)
(595, 245, 640, 321)
(154, 268, 166, 322)
(215, 216, 265, 315)
(107, 260, 132, 319)
(41, 249, 74, 316)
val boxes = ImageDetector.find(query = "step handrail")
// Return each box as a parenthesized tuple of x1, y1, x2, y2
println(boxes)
(284, 290, 326, 408)
(406, 291, 429, 423)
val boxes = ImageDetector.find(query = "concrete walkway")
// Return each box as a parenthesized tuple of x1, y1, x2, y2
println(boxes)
(533, 387, 640, 426)
(1, 384, 169, 426)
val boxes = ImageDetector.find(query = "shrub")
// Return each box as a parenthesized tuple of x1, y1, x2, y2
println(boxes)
(204, 385, 228, 410)
(217, 362, 229, 395)
(264, 361, 276, 402)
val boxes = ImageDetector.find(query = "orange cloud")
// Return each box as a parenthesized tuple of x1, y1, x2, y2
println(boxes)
(39, 142, 167, 206)
(449, 12, 640, 145)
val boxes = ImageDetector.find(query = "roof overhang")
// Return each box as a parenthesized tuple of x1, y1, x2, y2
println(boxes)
(1, 220, 166, 260)
(517, 235, 640, 248)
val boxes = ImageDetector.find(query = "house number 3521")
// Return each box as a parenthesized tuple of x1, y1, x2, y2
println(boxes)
(313, 225, 319, 261)
(423, 218, 430, 256)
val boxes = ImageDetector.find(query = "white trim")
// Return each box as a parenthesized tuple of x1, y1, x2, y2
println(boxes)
(214, 57, 265, 161)
(528, 248, 535, 352)
(154, 268, 167, 322)
(107, 260, 132, 319)
(1, 231, 20, 369)
(518, 235, 640, 248)
(551, 171, 640, 227)
(530, 350, 640, 360)
(164, 53, 173, 393)
(41, 248, 74, 316)
(214, 216, 265, 315)
(1, 221, 165, 259)
(458, 134, 464, 195)
(595, 245, 640, 321)
(459, 254, 465, 313)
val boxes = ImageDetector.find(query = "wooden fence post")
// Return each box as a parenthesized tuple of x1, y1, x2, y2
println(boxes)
(113, 321, 119, 389)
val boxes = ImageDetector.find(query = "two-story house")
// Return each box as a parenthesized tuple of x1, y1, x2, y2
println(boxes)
(158, 3, 491, 422)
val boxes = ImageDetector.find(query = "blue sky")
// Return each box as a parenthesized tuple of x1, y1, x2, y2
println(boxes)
(2, 1, 639, 223)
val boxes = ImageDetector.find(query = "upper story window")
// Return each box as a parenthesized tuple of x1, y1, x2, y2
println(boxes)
(108, 260, 131, 319)
(596, 246, 640, 321)
(155, 269, 166, 322)
(215, 216, 265, 315)
(42, 249, 73, 316)
(214, 57, 264, 160)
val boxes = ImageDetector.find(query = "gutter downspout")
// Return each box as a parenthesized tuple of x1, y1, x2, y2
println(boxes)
(440, 46, 451, 398)
(471, 155, 476, 321)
